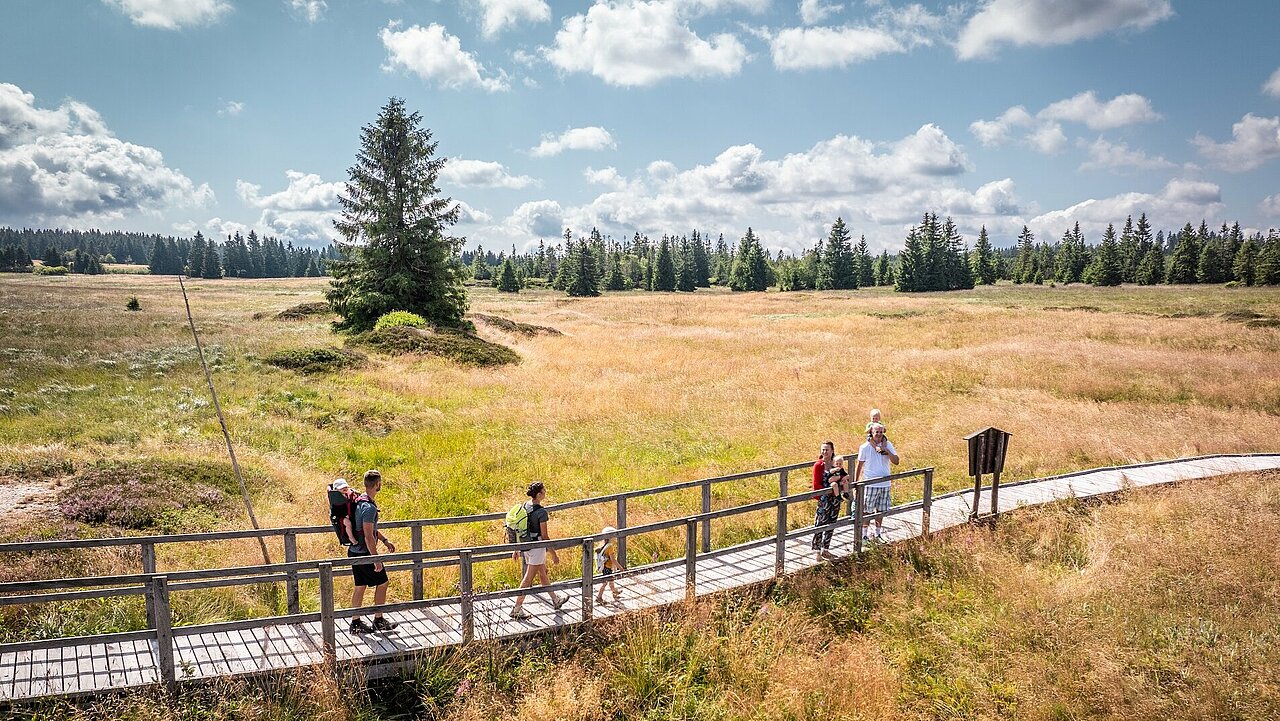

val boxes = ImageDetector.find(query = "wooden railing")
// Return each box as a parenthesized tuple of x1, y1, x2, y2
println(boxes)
(0, 454, 940, 688)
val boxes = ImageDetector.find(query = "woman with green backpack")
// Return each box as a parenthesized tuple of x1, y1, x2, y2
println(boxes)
(509, 481, 569, 620)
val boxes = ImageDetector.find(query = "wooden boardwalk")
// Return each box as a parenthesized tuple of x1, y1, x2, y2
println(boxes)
(1, 454, 1277, 702)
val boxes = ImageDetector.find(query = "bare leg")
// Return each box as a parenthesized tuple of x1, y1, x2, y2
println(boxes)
(513, 562, 539, 609)
(351, 585, 365, 621)
(372, 582, 387, 619)
(536, 565, 559, 605)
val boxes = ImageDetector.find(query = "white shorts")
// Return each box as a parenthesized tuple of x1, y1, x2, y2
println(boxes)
(522, 546, 547, 566)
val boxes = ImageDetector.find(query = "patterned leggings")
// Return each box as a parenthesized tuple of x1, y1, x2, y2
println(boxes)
(812, 493, 841, 550)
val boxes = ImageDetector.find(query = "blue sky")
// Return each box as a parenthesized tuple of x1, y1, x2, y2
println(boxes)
(1, 0, 1278, 252)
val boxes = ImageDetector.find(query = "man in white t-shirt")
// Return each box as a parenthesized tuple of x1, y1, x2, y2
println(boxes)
(854, 423, 899, 541)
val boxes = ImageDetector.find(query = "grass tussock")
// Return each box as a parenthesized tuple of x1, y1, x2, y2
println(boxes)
(471, 313, 563, 337)
(263, 346, 367, 374)
(356, 326, 520, 367)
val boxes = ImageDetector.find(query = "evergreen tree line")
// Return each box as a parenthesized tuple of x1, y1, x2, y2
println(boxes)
(995, 214, 1280, 288)
(0, 225, 338, 278)
(464, 226, 754, 296)
(148, 232, 334, 278)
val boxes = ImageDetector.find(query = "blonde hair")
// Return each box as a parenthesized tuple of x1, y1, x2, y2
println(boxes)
(869, 408, 882, 419)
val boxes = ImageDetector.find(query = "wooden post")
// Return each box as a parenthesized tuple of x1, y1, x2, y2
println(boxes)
(774, 499, 787, 576)
(684, 519, 697, 603)
(990, 470, 1001, 527)
(581, 538, 594, 623)
(141, 541, 157, 574)
(411, 525, 424, 601)
(922, 469, 934, 539)
(318, 562, 335, 663)
(700, 480, 712, 553)
(779, 469, 789, 497)
(971, 434, 985, 521)
(853, 484, 865, 554)
(284, 532, 299, 615)
(459, 550, 474, 643)
(142, 541, 157, 628)
(148, 576, 176, 690)
(615, 497, 627, 570)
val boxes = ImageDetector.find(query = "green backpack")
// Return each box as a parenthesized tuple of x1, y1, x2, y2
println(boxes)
(504, 502, 531, 543)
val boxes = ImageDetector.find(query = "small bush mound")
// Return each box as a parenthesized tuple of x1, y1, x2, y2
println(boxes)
(471, 313, 563, 336)
(33, 265, 68, 276)
(374, 310, 428, 331)
(275, 301, 331, 320)
(125, 296, 141, 311)
(264, 346, 367, 374)
(57, 459, 244, 532)
(356, 326, 519, 367)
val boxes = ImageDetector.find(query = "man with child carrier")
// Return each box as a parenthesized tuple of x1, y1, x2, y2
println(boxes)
(328, 470, 398, 634)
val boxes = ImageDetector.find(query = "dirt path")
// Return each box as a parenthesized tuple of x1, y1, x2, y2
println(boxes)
(0, 476, 62, 530)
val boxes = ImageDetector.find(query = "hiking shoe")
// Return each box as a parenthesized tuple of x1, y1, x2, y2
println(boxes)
(371, 616, 398, 632)
(349, 618, 373, 634)
(510, 607, 533, 620)
(552, 595, 570, 610)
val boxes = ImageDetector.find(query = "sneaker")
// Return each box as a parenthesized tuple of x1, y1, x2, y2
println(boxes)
(595, 595, 606, 605)
(510, 607, 533, 620)
(875, 529, 885, 541)
(552, 595, 570, 610)
(371, 616, 398, 632)
(349, 618, 373, 634)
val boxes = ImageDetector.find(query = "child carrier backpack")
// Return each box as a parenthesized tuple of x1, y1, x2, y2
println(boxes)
(594, 539, 611, 574)
(503, 502, 532, 543)
(327, 479, 362, 546)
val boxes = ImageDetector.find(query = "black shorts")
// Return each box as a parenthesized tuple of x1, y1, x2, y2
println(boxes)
(348, 550, 389, 587)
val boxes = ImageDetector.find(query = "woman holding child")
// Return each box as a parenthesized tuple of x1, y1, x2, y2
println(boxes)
(811, 440, 846, 559)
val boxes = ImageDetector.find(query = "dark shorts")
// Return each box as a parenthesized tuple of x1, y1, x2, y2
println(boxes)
(602, 567, 615, 577)
(348, 550, 389, 587)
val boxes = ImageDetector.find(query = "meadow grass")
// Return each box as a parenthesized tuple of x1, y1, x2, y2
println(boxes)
(0, 274, 1278, 620)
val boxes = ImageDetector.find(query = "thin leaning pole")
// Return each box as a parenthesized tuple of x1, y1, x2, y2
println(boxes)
(178, 275, 273, 567)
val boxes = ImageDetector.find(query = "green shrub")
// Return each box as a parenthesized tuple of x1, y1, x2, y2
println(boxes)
(263, 346, 367, 374)
(374, 310, 428, 331)
(1224, 280, 1241, 289)
(125, 296, 141, 311)
(356, 326, 519, 367)
(33, 265, 68, 276)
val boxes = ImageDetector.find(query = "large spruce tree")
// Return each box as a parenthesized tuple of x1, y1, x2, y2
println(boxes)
(817, 217, 856, 290)
(327, 98, 467, 331)
(496, 257, 520, 292)
(729, 228, 769, 291)
(970, 226, 996, 285)
(1166, 223, 1200, 284)
(1086, 224, 1122, 286)
(653, 237, 677, 291)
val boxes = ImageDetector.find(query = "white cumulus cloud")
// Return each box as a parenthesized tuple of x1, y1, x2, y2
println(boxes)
(1077, 138, 1174, 172)
(0, 83, 213, 227)
(469, 0, 551, 38)
(103, 0, 232, 29)
(217, 100, 245, 117)
(799, 0, 841, 25)
(1040, 91, 1161, 130)
(483, 124, 1020, 254)
(1265, 68, 1280, 98)
(957, 0, 1173, 60)
(380, 21, 510, 92)
(288, 0, 327, 23)
(1259, 194, 1280, 218)
(441, 158, 539, 189)
(768, 25, 903, 70)
(1029, 178, 1223, 239)
(544, 0, 749, 86)
(234, 170, 345, 245)
(530, 126, 616, 157)
(1192, 113, 1280, 172)
(766, 3, 944, 70)
(971, 91, 1160, 155)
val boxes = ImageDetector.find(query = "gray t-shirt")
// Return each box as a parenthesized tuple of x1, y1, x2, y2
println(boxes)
(348, 496, 378, 554)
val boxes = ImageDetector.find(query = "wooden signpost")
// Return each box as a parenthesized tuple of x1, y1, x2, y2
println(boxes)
(964, 427, 1012, 522)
